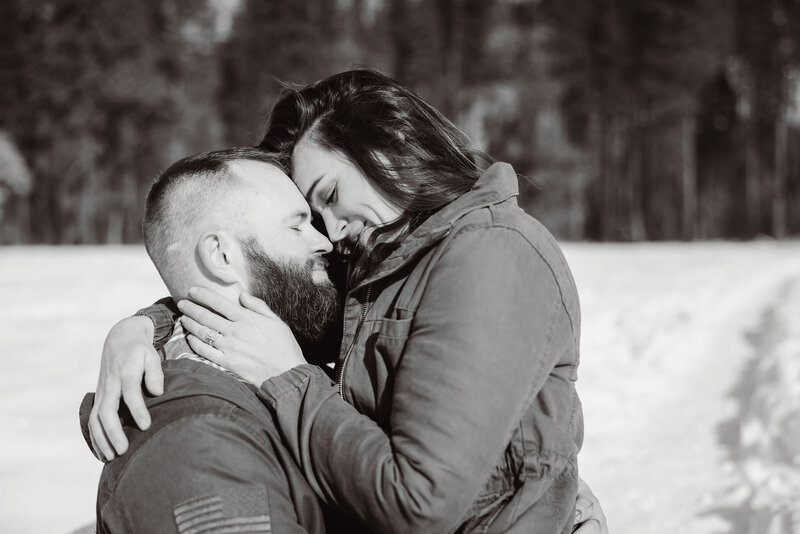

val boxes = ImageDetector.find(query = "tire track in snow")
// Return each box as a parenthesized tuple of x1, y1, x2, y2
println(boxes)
(711, 276, 800, 534)
(568, 242, 800, 534)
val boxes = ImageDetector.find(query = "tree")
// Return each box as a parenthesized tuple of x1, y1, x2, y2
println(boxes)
(0, 0, 221, 244)
(217, 0, 343, 146)
(734, 0, 800, 237)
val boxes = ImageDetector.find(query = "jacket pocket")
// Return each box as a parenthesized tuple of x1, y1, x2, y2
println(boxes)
(368, 313, 414, 355)
(360, 316, 414, 426)
(371, 316, 414, 376)
(376, 314, 414, 339)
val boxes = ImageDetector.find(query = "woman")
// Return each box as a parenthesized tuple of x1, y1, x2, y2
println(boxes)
(91, 70, 604, 533)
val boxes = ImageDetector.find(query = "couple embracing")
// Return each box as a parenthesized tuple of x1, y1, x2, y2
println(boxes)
(81, 69, 607, 533)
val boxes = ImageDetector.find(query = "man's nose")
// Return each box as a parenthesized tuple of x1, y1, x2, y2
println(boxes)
(312, 227, 333, 254)
(322, 211, 348, 243)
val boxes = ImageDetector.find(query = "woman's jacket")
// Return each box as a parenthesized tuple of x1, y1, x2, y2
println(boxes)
(259, 162, 584, 534)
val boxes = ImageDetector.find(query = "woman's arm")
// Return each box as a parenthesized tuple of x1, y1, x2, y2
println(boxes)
(88, 298, 177, 461)
(138, 296, 181, 351)
(187, 225, 579, 532)
(267, 227, 576, 532)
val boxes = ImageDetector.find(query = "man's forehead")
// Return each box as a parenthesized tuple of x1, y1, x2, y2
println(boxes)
(227, 158, 288, 184)
(224, 158, 310, 214)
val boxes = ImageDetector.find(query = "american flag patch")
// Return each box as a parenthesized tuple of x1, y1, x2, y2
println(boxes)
(173, 485, 271, 533)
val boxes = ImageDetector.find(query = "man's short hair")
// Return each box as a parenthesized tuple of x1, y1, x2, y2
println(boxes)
(143, 147, 283, 281)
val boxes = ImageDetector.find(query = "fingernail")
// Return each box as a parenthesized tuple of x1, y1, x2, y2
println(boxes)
(575, 509, 582, 523)
(177, 300, 185, 310)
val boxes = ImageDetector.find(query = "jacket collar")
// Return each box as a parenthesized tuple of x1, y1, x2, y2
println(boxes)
(355, 162, 519, 288)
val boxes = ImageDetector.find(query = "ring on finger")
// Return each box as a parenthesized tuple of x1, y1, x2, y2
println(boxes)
(205, 329, 221, 348)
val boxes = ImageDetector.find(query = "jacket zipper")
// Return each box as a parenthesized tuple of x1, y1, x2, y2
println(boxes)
(338, 283, 372, 398)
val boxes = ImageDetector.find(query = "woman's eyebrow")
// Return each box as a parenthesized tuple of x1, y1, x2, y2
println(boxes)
(304, 174, 325, 204)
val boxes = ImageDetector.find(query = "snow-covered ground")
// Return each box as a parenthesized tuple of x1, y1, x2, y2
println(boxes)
(566, 241, 800, 534)
(1, 242, 798, 534)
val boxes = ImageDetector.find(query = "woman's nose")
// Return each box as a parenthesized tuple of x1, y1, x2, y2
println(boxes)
(322, 211, 348, 243)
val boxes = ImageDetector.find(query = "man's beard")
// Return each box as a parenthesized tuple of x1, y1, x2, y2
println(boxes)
(241, 238, 340, 347)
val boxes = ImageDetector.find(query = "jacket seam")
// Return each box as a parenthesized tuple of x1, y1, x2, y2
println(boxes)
(259, 365, 329, 407)
(567, 390, 582, 452)
(445, 214, 576, 336)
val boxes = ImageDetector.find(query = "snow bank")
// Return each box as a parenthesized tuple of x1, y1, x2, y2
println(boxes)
(735, 276, 800, 533)
(0, 246, 166, 534)
(563, 240, 800, 534)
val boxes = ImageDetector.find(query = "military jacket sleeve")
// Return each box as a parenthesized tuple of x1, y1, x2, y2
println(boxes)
(95, 408, 323, 533)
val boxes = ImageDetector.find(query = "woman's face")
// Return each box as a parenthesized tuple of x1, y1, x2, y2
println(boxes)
(292, 136, 402, 253)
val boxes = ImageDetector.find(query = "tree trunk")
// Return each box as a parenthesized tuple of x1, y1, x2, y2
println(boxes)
(681, 114, 698, 240)
(772, 104, 788, 238)
(434, 0, 457, 117)
(742, 112, 761, 236)
(389, 0, 411, 81)
(606, 117, 622, 240)
(627, 118, 647, 240)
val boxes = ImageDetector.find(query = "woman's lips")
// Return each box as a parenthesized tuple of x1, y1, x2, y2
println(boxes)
(334, 241, 353, 256)
(334, 227, 367, 256)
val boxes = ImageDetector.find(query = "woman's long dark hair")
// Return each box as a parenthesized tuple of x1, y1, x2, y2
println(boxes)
(260, 69, 493, 288)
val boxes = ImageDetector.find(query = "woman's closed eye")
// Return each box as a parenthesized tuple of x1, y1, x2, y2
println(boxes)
(325, 183, 337, 205)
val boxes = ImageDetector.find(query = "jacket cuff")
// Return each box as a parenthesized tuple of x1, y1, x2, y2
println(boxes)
(78, 392, 101, 460)
(257, 364, 334, 407)
(134, 297, 179, 351)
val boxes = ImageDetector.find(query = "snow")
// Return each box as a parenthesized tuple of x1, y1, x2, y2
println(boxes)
(0, 246, 167, 534)
(565, 241, 800, 534)
(1, 242, 798, 534)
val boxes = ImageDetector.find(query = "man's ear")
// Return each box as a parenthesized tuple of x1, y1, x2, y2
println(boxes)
(196, 230, 242, 285)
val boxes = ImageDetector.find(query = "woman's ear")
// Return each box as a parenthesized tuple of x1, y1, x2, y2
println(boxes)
(196, 230, 242, 286)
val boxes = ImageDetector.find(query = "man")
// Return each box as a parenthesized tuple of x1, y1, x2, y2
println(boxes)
(79, 147, 342, 533)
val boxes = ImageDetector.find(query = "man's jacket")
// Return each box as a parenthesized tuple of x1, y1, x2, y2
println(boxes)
(79, 358, 326, 533)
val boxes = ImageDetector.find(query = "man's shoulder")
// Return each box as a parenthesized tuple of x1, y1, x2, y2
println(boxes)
(94, 360, 325, 534)
(132, 359, 273, 443)
(99, 364, 277, 494)
(96, 403, 282, 533)
(77, 359, 256, 460)
(155, 358, 261, 412)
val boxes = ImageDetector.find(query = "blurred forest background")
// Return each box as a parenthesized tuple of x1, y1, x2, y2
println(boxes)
(1, 0, 799, 245)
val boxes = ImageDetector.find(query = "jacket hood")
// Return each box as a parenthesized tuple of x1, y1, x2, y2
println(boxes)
(357, 162, 520, 287)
